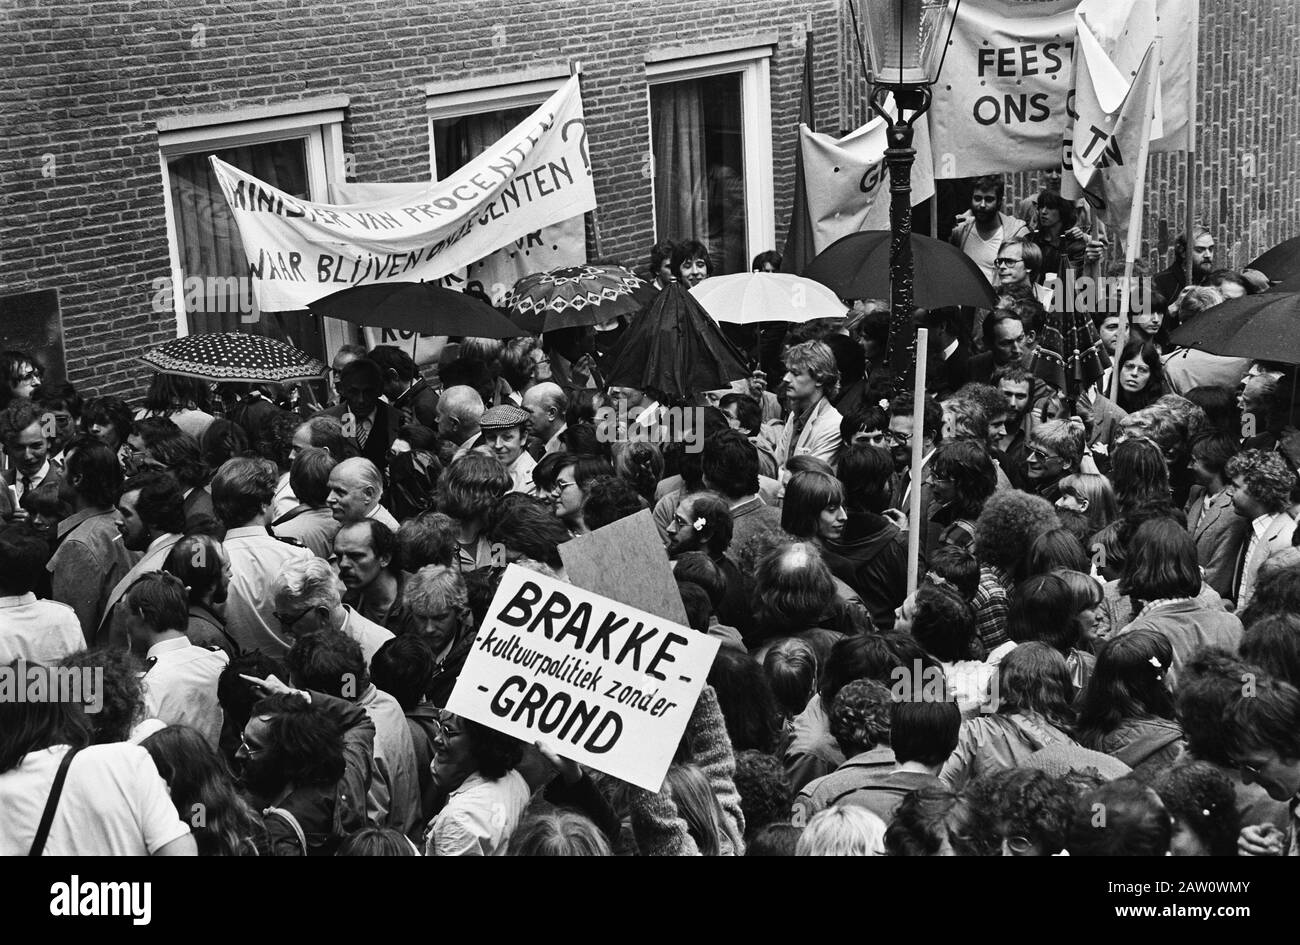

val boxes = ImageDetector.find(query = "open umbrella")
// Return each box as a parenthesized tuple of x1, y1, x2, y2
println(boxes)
(1028, 308, 1110, 403)
(308, 281, 526, 339)
(1247, 236, 1300, 284)
(139, 332, 327, 384)
(602, 283, 749, 402)
(1168, 291, 1300, 363)
(689, 272, 847, 325)
(504, 264, 654, 333)
(804, 230, 998, 309)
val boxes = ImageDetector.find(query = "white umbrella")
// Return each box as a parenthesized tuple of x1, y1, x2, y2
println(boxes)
(689, 272, 848, 325)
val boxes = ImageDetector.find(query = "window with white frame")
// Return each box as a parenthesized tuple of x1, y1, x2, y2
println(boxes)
(647, 45, 774, 276)
(426, 72, 568, 180)
(156, 101, 348, 360)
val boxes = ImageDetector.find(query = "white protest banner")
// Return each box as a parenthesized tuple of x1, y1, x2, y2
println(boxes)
(800, 103, 934, 253)
(446, 564, 719, 791)
(928, 0, 1080, 177)
(1150, 0, 1198, 152)
(212, 75, 595, 312)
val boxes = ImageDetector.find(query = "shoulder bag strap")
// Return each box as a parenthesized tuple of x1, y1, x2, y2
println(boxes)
(29, 747, 80, 856)
(263, 806, 308, 856)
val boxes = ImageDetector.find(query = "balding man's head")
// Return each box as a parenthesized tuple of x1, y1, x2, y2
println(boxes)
(754, 541, 837, 634)
(436, 385, 485, 444)
(326, 456, 383, 524)
(522, 382, 568, 442)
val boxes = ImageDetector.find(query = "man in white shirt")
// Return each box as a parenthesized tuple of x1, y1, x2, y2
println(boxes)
(272, 556, 393, 666)
(212, 455, 313, 659)
(126, 572, 228, 748)
(774, 340, 844, 476)
(1, 399, 62, 509)
(479, 404, 536, 494)
(0, 523, 84, 665)
(1228, 449, 1298, 609)
(327, 456, 399, 530)
(950, 176, 1029, 285)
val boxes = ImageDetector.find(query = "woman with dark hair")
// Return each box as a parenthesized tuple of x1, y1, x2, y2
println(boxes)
(1075, 629, 1184, 779)
(647, 240, 677, 290)
(1030, 189, 1088, 279)
(781, 469, 848, 551)
(822, 443, 908, 629)
(885, 785, 995, 856)
(425, 712, 529, 856)
(1111, 340, 1166, 413)
(1239, 613, 1300, 689)
(613, 440, 664, 506)
(80, 394, 134, 466)
(0, 695, 195, 856)
(1153, 761, 1242, 856)
(437, 452, 511, 571)
(1053, 568, 1107, 654)
(1024, 526, 1089, 576)
(1066, 780, 1172, 855)
(939, 642, 1080, 790)
(1110, 436, 1172, 519)
(908, 583, 993, 716)
(928, 439, 997, 553)
(706, 648, 782, 755)
(1117, 517, 1242, 687)
(137, 373, 215, 440)
(141, 724, 261, 855)
(1006, 573, 1095, 691)
(200, 418, 250, 470)
(670, 239, 713, 289)
(1184, 385, 1240, 438)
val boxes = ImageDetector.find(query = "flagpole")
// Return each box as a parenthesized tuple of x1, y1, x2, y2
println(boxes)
(1182, 2, 1200, 286)
(907, 327, 929, 595)
(1109, 41, 1161, 407)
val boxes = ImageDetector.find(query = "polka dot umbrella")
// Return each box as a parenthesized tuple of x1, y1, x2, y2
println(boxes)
(504, 264, 656, 333)
(139, 332, 328, 384)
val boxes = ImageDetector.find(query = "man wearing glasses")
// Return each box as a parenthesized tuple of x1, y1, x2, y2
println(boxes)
(992, 237, 1054, 309)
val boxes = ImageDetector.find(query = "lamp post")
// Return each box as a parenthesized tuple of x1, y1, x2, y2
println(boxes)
(860, 0, 960, 394)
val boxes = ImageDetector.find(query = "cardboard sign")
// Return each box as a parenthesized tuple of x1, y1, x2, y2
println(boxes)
(559, 509, 689, 627)
(212, 75, 596, 311)
(447, 565, 719, 791)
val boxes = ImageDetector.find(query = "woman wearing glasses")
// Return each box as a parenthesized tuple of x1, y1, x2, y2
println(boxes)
(0, 350, 43, 411)
(424, 712, 529, 857)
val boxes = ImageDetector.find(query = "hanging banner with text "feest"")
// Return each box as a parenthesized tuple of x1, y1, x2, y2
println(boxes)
(928, 0, 1080, 178)
(447, 565, 719, 792)
(211, 75, 596, 312)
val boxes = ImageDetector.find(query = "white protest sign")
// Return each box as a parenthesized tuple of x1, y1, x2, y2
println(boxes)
(212, 75, 595, 311)
(447, 564, 719, 791)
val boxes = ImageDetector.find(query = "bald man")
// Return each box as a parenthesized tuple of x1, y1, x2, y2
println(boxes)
(436, 385, 485, 460)
(522, 382, 568, 459)
(327, 456, 399, 530)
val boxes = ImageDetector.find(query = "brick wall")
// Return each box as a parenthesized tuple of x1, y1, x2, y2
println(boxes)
(1, 0, 1296, 398)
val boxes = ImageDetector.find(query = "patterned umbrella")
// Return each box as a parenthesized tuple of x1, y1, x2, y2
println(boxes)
(308, 281, 526, 338)
(505, 264, 654, 333)
(602, 282, 749, 402)
(139, 332, 327, 384)
(1029, 304, 1110, 402)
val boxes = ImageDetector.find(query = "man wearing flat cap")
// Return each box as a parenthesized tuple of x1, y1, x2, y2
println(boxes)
(480, 404, 536, 495)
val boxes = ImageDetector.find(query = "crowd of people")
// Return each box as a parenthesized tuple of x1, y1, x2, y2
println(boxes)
(1, 179, 1299, 857)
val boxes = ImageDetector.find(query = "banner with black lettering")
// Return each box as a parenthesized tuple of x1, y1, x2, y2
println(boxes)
(447, 565, 719, 791)
(211, 75, 596, 311)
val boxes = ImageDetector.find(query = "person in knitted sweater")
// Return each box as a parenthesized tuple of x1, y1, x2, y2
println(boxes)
(628, 685, 747, 855)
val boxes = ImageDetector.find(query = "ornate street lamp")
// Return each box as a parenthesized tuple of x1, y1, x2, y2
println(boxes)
(860, 0, 960, 391)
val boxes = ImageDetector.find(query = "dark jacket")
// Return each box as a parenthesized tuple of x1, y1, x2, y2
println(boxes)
(390, 378, 439, 429)
(406, 702, 442, 823)
(428, 626, 479, 709)
(317, 401, 402, 477)
(824, 512, 909, 630)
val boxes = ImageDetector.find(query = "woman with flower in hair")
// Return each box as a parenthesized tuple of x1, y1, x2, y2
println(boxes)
(1075, 628, 1185, 780)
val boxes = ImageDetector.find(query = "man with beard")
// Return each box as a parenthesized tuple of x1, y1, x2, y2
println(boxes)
(950, 175, 1029, 286)
(285, 630, 422, 841)
(993, 365, 1034, 477)
(403, 564, 477, 708)
(335, 519, 416, 636)
(99, 471, 186, 649)
(164, 533, 239, 655)
(233, 675, 376, 856)
(1154, 226, 1216, 303)
(664, 491, 751, 639)
(479, 404, 536, 495)
(272, 556, 393, 668)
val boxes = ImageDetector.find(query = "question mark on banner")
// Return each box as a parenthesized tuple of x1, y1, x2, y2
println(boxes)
(562, 118, 590, 176)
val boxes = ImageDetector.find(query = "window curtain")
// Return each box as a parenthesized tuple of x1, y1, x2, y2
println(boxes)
(434, 106, 533, 178)
(651, 81, 709, 248)
(167, 141, 324, 363)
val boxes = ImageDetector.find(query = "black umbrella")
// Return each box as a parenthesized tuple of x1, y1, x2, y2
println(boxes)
(804, 230, 998, 309)
(1248, 236, 1300, 284)
(308, 281, 527, 339)
(1168, 291, 1300, 363)
(602, 282, 750, 402)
